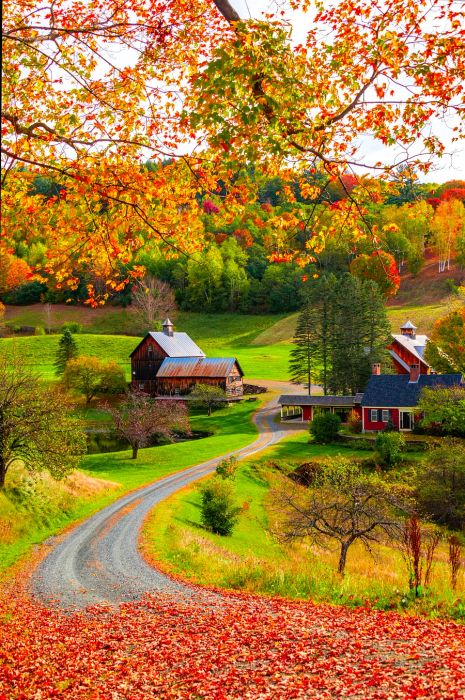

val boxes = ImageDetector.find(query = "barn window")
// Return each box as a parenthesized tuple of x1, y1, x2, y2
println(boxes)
(148, 345, 153, 354)
(381, 409, 390, 422)
(370, 409, 378, 422)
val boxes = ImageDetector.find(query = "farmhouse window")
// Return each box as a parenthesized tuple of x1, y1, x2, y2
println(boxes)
(381, 409, 390, 422)
(370, 409, 378, 422)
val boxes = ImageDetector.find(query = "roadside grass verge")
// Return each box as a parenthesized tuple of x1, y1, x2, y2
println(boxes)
(0, 400, 261, 575)
(143, 432, 465, 619)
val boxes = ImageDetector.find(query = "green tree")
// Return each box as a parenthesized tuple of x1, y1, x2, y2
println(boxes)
(289, 303, 320, 394)
(418, 385, 465, 436)
(54, 328, 78, 376)
(375, 432, 406, 468)
(0, 357, 86, 489)
(219, 238, 250, 311)
(63, 356, 126, 405)
(309, 412, 341, 444)
(186, 247, 224, 311)
(190, 383, 227, 416)
(328, 274, 390, 394)
(199, 477, 240, 536)
(414, 440, 465, 530)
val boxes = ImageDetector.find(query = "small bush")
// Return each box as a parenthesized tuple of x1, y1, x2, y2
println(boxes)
(34, 326, 46, 336)
(347, 410, 363, 434)
(309, 413, 341, 444)
(61, 322, 82, 334)
(375, 431, 406, 468)
(2, 281, 47, 305)
(199, 478, 240, 536)
(215, 456, 238, 480)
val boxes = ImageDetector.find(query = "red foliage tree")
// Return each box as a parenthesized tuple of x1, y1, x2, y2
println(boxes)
(350, 251, 400, 297)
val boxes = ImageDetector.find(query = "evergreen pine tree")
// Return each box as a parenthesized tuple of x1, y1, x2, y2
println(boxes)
(328, 274, 391, 394)
(311, 274, 336, 395)
(55, 328, 78, 376)
(289, 303, 319, 394)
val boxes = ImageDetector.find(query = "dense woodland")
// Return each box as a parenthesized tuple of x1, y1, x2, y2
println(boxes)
(1, 170, 464, 313)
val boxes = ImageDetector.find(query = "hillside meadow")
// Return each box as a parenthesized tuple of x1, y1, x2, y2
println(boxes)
(143, 432, 465, 619)
(1, 294, 460, 383)
(0, 400, 261, 573)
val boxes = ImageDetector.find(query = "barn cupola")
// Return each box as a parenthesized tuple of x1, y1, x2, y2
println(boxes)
(162, 318, 174, 337)
(400, 320, 417, 340)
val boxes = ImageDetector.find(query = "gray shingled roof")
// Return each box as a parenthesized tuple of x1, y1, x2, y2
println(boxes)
(278, 395, 357, 407)
(361, 373, 463, 407)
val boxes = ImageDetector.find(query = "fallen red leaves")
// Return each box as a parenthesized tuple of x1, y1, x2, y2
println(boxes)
(1, 590, 464, 699)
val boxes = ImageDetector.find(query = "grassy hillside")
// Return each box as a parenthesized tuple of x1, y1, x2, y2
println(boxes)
(1, 312, 293, 381)
(143, 433, 464, 618)
(0, 400, 261, 573)
(3, 261, 462, 384)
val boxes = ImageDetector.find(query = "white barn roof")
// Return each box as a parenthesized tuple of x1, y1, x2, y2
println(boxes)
(148, 331, 205, 358)
(392, 333, 429, 363)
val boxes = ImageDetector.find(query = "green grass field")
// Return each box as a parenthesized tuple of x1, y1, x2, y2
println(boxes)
(0, 400, 261, 573)
(2, 295, 457, 384)
(143, 433, 464, 618)
(1, 311, 293, 381)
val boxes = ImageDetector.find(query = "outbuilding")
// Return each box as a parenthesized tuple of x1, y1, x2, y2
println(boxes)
(130, 319, 244, 397)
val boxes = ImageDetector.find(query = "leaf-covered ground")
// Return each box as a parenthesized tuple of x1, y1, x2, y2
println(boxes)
(1, 590, 464, 699)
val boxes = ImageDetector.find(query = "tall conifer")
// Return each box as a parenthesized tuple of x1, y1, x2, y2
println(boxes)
(289, 303, 319, 394)
(55, 328, 78, 376)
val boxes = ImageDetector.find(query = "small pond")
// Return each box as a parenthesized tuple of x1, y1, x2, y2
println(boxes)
(86, 429, 212, 454)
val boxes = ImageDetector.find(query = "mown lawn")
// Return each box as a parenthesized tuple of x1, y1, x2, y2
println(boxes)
(144, 432, 465, 618)
(0, 400, 261, 574)
(1, 316, 293, 381)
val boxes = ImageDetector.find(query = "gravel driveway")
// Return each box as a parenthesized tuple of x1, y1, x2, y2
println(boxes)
(31, 398, 305, 610)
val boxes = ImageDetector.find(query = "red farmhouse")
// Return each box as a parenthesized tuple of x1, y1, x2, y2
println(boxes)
(361, 365, 462, 432)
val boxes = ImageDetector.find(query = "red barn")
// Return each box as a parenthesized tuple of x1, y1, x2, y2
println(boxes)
(130, 319, 244, 397)
(389, 320, 430, 375)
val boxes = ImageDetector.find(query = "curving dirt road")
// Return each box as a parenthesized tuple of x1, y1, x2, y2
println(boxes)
(31, 397, 304, 610)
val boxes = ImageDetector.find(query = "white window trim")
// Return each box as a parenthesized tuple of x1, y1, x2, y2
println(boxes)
(381, 409, 390, 423)
(370, 409, 378, 422)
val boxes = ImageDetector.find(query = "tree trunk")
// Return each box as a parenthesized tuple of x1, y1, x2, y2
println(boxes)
(132, 443, 139, 459)
(338, 541, 350, 575)
(208, 405, 212, 416)
(0, 457, 6, 489)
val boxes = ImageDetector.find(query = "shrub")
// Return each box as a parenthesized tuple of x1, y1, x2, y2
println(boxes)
(215, 456, 238, 480)
(34, 326, 45, 336)
(375, 432, 406, 468)
(61, 322, 82, 334)
(199, 478, 240, 536)
(347, 410, 362, 434)
(309, 412, 341, 444)
(2, 281, 47, 305)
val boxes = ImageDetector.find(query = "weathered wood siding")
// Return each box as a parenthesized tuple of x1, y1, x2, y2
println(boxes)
(131, 337, 166, 381)
(132, 362, 244, 397)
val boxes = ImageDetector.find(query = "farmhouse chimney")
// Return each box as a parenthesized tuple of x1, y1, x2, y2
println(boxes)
(162, 318, 174, 337)
(409, 363, 420, 383)
(372, 363, 381, 376)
